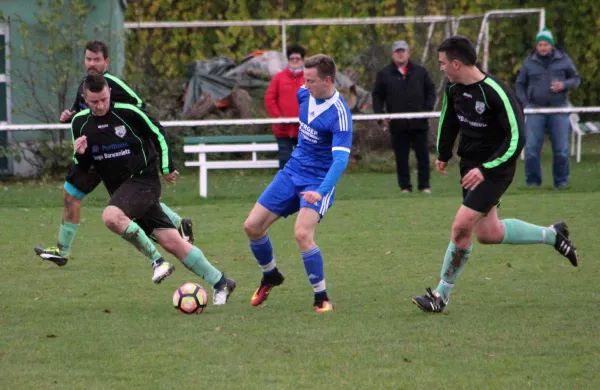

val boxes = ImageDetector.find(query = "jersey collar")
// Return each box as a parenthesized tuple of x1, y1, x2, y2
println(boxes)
(307, 90, 339, 124)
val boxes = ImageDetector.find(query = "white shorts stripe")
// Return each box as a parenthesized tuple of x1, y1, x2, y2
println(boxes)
(319, 187, 335, 215)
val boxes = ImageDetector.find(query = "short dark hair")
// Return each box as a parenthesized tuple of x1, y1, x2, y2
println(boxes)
(437, 35, 477, 66)
(304, 54, 336, 82)
(83, 74, 109, 94)
(286, 44, 306, 59)
(85, 40, 109, 59)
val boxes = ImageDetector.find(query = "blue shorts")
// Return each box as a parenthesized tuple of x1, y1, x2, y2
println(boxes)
(258, 170, 336, 218)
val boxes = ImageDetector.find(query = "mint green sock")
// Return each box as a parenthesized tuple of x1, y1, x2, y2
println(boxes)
(121, 221, 162, 263)
(57, 222, 79, 256)
(436, 242, 472, 304)
(501, 219, 556, 245)
(160, 202, 182, 229)
(182, 247, 223, 286)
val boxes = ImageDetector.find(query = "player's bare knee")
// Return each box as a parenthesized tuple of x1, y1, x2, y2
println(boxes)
(243, 218, 264, 240)
(63, 189, 81, 209)
(451, 224, 472, 243)
(294, 225, 314, 249)
(102, 206, 126, 232)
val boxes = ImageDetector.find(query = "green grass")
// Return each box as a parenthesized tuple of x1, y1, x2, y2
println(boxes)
(1, 141, 600, 389)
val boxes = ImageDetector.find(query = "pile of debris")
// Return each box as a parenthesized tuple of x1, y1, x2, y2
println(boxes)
(181, 50, 372, 120)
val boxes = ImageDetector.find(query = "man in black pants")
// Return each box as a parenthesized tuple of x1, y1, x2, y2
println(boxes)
(372, 40, 436, 193)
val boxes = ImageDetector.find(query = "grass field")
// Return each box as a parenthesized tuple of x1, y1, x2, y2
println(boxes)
(1, 144, 600, 389)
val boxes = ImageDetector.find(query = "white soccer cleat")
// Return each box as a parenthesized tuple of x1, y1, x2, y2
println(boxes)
(213, 276, 236, 305)
(152, 261, 174, 284)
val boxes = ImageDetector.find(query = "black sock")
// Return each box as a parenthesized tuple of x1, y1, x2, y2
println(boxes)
(314, 292, 329, 305)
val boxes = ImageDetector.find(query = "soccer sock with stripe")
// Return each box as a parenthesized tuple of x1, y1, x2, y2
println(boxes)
(436, 241, 472, 304)
(57, 221, 79, 257)
(301, 247, 327, 299)
(121, 221, 162, 264)
(501, 219, 557, 245)
(182, 246, 223, 286)
(159, 202, 182, 230)
(250, 234, 277, 275)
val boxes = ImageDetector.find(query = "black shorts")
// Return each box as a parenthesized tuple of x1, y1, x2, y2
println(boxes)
(108, 175, 175, 235)
(65, 164, 102, 196)
(460, 164, 515, 214)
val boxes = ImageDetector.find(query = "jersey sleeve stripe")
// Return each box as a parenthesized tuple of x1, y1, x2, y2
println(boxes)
(436, 89, 449, 154)
(332, 146, 351, 153)
(482, 78, 520, 169)
(114, 103, 170, 174)
(104, 74, 143, 108)
(334, 100, 348, 131)
(334, 101, 344, 131)
(341, 102, 349, 130)
(71, 109, 91, 164)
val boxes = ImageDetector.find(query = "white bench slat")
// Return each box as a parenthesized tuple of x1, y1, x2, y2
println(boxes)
(584, 122, 600, 133)
(185, 160, 279, 169)
(184, 140, 280, 197)
(184, 143, 278, 153)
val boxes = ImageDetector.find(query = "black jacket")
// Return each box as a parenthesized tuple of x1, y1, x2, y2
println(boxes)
(372, 61, 436, 131)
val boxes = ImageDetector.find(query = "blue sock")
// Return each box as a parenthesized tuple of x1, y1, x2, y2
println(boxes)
(250, 234, 276, 275)
(302, 247, 326, 295)
(436, 241, 472, 304)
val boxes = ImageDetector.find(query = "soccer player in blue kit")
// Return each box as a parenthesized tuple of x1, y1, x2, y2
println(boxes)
(243, 54, 352, 312)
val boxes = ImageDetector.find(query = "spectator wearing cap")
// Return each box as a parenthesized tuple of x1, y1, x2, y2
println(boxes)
(516, 28, 580, 189)
(265, 44, 306, 168)
(372, 40, 436, 193)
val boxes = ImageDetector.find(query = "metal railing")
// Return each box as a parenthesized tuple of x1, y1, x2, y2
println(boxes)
(1, 107, 599, 132)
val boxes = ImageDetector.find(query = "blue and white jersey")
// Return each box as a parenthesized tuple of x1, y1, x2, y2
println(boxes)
(283, 87, 353, 184)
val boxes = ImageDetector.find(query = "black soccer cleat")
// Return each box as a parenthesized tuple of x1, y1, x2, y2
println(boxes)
(178, 218, 195, 244)
(550, 222, 578, 267)
(34, 246, 68, 267)
(412, 287, 446, 313)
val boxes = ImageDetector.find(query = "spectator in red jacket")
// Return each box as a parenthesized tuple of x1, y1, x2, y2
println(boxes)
(265, 45, 306, 168)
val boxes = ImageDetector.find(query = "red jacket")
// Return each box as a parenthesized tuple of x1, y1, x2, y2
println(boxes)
(264, 68, 304, 138)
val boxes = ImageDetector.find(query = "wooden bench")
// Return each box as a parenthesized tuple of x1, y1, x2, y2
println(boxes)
(183, 135, 279, 197)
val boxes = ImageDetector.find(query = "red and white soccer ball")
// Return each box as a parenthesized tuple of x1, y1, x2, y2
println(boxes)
(173, 283, 208, 315)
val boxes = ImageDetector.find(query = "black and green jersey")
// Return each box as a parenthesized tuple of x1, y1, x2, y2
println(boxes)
(70, 72, 144, 113)
(71, 103, 174, 193)
(437, 74, 526, 177)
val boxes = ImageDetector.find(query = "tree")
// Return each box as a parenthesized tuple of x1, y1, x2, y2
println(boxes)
(5, 0, 103, 176)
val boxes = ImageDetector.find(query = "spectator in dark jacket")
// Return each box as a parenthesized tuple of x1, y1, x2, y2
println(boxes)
(372, 40, 436, 193)
(265, 45, 306, 168)
(516, 28, 580, 188)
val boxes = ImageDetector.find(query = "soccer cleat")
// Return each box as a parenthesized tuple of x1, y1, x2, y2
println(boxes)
(213, 276, 236, 305)
(152, 260, 174, 284)
(34, 246, 68, 267)
(412, 287, 447, 313)
(178, 218, 195, 244)
(315, 300, 334, 313)
(550, 222, 578, 267)
(250, 271, 285, 306)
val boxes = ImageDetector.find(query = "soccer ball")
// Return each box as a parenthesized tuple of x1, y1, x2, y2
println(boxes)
(173, 283, 208, 315)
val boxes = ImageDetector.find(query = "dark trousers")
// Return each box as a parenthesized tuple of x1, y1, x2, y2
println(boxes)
(276, 137, 298, 168)
(390, 130, 430, 191)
